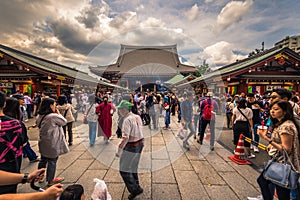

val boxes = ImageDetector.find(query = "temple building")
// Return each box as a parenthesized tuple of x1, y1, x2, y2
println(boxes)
(0, 44, 125, 97)
(178, 46, 300, 95)
(89, 44, 196, 92)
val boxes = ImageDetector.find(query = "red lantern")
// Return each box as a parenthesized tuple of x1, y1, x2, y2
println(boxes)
(277, 57, 285, 65)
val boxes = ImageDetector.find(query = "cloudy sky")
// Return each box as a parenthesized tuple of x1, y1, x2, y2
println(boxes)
(0, 0, 299, 70)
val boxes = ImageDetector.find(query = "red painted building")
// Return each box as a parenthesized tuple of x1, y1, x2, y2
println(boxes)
(178, 46, 300, 95)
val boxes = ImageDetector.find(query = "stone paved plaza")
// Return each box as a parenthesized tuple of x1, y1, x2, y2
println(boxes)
(18, 114, 262, 200)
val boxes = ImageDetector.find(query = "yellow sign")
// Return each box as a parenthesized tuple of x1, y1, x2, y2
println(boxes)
(56, 75, 66, 81)
(0, 53, 4, 58)
(274, 53, 288, 60)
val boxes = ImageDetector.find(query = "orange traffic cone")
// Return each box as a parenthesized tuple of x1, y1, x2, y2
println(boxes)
(228, 134, 251, 165)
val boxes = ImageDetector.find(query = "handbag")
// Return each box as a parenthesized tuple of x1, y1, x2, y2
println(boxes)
(263, 148, 300, 189)
(83, 104, 94, 124)
(83, 116, 88, 124)
(57, 127, 69, 155)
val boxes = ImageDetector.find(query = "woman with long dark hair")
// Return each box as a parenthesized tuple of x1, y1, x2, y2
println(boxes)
(257, 100, 300, 200)
(36, 98, 68, 186)
(4, 97, 39, 163)
(56, 95, 75, 146)
(232, 98, 255, 158)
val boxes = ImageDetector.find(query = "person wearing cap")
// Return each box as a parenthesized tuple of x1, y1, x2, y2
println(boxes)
(246, 93, 264, 153)
(116, 100, 144, 200)
(12, 94, 27, 122)
(197, 92, 219, 150)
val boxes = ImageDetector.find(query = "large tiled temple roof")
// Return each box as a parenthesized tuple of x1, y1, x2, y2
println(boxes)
(89, 44, 196, 76)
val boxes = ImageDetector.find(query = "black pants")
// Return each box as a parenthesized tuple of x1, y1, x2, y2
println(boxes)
(226, 112, 232, 128)
(120, 141, 144, 194)
(63, 122, 73, 144)
(257, 170, 290, 200)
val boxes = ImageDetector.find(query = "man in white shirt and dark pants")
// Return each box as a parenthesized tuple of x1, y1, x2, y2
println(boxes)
(116, 100, 144, 200)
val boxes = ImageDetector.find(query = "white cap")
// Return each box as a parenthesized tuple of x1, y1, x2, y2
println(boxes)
(206, 92, 213, 97)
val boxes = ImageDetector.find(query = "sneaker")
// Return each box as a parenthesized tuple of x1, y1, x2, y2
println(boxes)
(248, 154, 256, 159)
(128, 188, 143, 200)
(247, 195, 263, 200)
(253, 146, 259, 153)
(183, 141, 190, 150)
(210, 146, 214, 151)
(197, 139, 203, 145)
(47, 177, 64, 187)
(250, 144, 254, 150)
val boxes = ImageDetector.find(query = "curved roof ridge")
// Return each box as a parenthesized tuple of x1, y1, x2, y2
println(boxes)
(120, 44, 177, 50)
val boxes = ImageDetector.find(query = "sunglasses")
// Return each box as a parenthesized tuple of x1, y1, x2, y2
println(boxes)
(270, 95, 279, 99)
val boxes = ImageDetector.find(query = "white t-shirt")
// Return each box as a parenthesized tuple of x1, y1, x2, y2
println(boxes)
(232, 107, 253, 123)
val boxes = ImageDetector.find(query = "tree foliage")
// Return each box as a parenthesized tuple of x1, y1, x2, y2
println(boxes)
(195, 60, 212, 77)
(248, 48, 264, 57)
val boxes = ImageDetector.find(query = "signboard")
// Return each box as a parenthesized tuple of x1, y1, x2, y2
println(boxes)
(266, 85, 281, 91)
(0, 82, 13, 88)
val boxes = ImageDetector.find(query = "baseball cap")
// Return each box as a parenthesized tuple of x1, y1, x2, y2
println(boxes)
(206, 92, 213, 97)
(12, 94, 25, 99)
(117, 100, 133, 109)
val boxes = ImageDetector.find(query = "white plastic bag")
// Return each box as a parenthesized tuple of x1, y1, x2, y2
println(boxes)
(91, 178, 112, 200)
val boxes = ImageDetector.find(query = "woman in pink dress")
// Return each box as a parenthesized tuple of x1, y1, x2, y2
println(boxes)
(96, 96, 116, 143)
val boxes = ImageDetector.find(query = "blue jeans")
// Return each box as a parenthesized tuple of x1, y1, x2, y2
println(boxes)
(193, 114, 200, 131)
(23, 141, 38, 161)
(184, 121, 196, 143)
(253, 123, 260, 143)
(88, 122, 97, 145)
(165, 110, 170, 126)
(290, 183, 300, 200)
(38, 156, 58, 182)
(120, 141, 144, 194)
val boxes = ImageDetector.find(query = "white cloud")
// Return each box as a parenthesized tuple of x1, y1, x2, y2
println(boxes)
(184, 4, 200, 21)
(216, 0, 254, 32)
(0, 0, 299, 69)
(202, 41, 242, 67)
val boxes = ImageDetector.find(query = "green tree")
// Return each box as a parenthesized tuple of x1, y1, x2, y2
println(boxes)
(195, 60, 212, 77)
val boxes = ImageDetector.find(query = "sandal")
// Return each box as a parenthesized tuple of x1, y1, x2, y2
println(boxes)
(47, 177, 64, 187)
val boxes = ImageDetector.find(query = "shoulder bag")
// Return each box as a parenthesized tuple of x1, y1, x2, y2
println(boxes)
(83, 104, 94, 124)
(263, 148, 299, 189)
(237, 107, 249, 123)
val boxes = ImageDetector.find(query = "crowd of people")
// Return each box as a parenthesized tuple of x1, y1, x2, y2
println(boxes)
(1, 87, 300, 199)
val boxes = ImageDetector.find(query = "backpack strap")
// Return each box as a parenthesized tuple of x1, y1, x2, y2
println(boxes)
(86, 103, 94, 116)
(237, 107, 249, 122)
(64, 108, 69, 118)
(38, 114, 48, 129)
